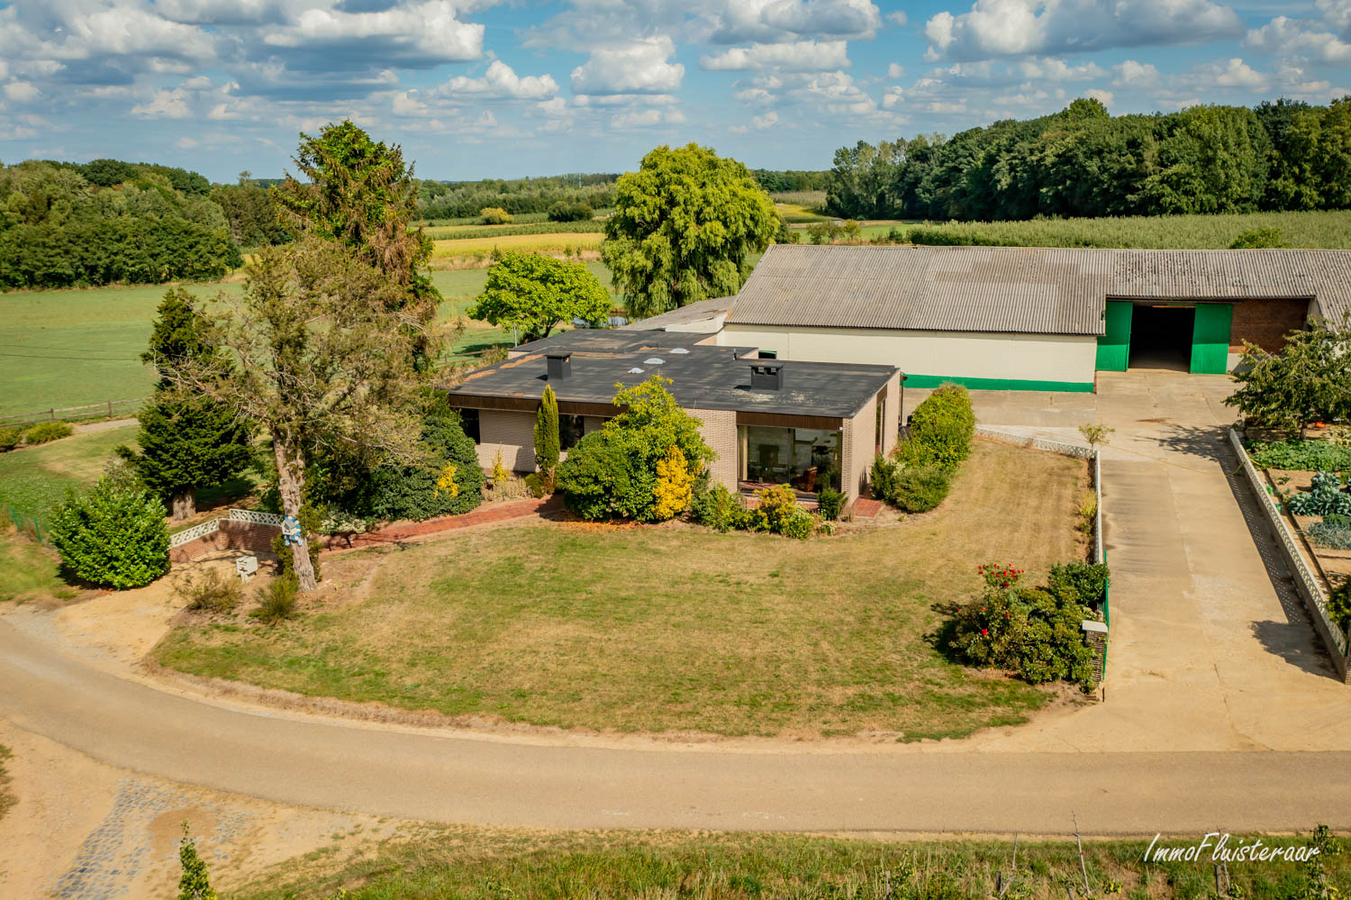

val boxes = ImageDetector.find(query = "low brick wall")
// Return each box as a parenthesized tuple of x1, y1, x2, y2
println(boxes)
(170, 520, 280, 563)
(319, 496, 564, 553)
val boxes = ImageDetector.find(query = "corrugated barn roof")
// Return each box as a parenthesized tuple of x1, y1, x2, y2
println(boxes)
(726, 245, 1351, 336)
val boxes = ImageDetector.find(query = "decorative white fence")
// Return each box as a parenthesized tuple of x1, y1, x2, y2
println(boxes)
(1227, 428, 1349, 670)
(169, 509, 285, 549)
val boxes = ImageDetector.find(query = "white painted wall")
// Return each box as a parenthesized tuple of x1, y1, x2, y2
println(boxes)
(720, 324, 1098, 385)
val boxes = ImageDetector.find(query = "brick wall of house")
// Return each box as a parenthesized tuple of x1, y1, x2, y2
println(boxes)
(841, 395, 879, 501)
(477, 409, 536, 473)
(1229, 298, 1312, 353)
(170, 521, 280, 563)
(883, 372, 901, 457)
(687, 408, 738, 492)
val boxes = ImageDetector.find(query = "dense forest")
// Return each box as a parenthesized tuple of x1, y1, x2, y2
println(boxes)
(0, 160, 248, 290)
(825, 98, 1351, 221)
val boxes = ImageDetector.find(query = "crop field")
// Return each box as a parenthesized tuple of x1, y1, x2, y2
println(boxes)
(897, 209, 1351, 249)
(430, 231, 604, 261)
(422, 220, 603, 240)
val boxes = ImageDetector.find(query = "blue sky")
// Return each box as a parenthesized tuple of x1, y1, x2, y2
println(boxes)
(0, 0, 1348, 182)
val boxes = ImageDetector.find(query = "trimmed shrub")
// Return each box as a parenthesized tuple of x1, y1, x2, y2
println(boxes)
(899, 384, 975, 471)
(816, 487, 845, 521)
(692, 484, 740, 532)
(547, 200, 594, 222)
(535, 385, 560, 479)
(51, 475, 170, 589)
(0, 426, 22, 452)
(1286, 471, 1351, 517)
(556, 376, 712, 522)
(779, 509, 815, 540)
(252, 574, 298, 623)
(750, 484, 798, 533)
(1047, 561, 1110, 609)
(364, 412, 484, 521)
(175, 568, 242, 613)
(652, 446, 693, 520)
(950, 563, 1099, 690)
(479, 206, 513, 225)
(25, 421, 73, 444)
(891, 465, 951, 513)
(870, 454, 900, 502)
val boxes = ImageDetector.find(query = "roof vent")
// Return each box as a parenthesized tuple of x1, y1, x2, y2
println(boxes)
(749, 361, 784, 391)
(546, 351, 572, 381)
(670, 348, 690, 354)
(644, 357, 664, 365)
(628, 367, 644, 374)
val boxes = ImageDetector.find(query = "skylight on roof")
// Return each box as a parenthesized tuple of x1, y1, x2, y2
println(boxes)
(670, 348, 689, 354)
(628, 367, 644, 374)
(643, 357, 664, 365)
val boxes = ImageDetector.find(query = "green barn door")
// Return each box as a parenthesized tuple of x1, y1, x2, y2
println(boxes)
(1095, 300, 1133, 371)
(1190, 304, 1232, 374)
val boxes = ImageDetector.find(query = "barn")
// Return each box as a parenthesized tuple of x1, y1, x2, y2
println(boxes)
(719, 245, 1351, 392)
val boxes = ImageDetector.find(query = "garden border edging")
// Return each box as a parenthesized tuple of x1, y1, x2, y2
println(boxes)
(1227, 427, 1350, 682)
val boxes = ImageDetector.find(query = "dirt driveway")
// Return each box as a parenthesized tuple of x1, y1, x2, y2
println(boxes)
(910, 369, 1351, 752)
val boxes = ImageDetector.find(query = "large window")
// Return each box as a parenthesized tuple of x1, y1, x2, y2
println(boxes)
(740, 425, 841, 494)
(458, 407, 481, 444)
(560, 414, 585, 450)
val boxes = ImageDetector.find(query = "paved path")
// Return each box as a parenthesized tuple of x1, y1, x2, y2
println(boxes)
(919, 370, 1351, 753)
(3, 617, 1351, 833)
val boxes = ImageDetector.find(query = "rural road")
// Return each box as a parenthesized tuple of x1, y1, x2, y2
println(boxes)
(2, 617, 1350, 835)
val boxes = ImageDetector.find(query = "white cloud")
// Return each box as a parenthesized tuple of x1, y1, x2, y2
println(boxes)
(700, 40, 849, 72)
(887, 10, 907, 26)
(887, 62, 905, 78)
(174, 136, 200, 149)
(130, 87, 194, 118)
(707, 0, 883, 43)
(262, 0, 484, 64)
(441, 60, 559, 100)
(1083, 87, 1113, 106)
(750, 109, 778, 128)
(1187, 57, 1267, 89)
(881, 85, 904, 108)
(609, 106, 685, 128)
(1245, 16, 1351, 64)
(1017, 57, 1106, 82)
(3, 81, 39, 102)
(571, 37, 685, 95)
(1112, 59, 1160, 87)
(923, 0, 1243, 61)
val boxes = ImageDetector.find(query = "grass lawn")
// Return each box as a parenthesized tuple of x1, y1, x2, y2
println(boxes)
(0, 281, 243, 416)
(0, 424, 139, 529)
(0, 744, 11, 822)
(235, 825, 1347, 900)
(0, 531, 76, 603)
(156, 439, 1087, 739)
(431, 231, 604, 260)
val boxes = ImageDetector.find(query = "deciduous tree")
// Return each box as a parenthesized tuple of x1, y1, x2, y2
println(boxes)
(1226, 319, 1351, 436)
(469, 251, 610, 341)
(601, 144, 779, 320)
(165, 238, 431, 592)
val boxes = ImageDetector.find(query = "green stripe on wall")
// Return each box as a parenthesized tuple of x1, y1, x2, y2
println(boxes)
(903, 374, 1095, 393)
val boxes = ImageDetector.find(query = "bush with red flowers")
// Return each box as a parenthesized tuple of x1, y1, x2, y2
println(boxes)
(949, 561, 1105, 690)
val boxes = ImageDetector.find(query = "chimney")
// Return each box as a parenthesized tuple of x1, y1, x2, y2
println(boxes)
(546, 351, 572, 381)
(749, 361, 784, 391)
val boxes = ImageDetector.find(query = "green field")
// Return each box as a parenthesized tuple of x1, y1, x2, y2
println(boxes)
(0, 265, 618, 416)
(873, 209, 1351, 249)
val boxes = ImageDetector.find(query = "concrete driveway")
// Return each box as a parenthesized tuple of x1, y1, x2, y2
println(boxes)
(913, 369, 1351, 753)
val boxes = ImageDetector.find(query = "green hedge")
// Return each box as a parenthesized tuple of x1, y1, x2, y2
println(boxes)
(51, 474, 169, 589)
(898, 384, 975, 471)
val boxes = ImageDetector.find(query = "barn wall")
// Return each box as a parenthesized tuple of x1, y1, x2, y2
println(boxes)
(721, 325, 1097, 392)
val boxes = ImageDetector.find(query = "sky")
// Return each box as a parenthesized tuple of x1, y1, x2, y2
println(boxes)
(0, 0, 1349, 182)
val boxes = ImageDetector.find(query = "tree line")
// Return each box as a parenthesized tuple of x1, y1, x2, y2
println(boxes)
(0, 160, 291, 290)
(825, 97, 1351, 221)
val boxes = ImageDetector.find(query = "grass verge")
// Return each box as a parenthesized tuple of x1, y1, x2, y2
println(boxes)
(235, 826, 1348, 900)
(0, 424, 139, 530)
(155, 439, 1087, 739)
(0, 530, 77, 602)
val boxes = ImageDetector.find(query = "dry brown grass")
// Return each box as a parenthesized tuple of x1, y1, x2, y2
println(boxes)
(156, 439, 1089, 740)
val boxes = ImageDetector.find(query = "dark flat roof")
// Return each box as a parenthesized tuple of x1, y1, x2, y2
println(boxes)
(448, 333, 897, 419)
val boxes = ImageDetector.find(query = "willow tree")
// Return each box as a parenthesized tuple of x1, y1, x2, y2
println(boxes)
(166, 238, 431, 591)
(601, 144, 779, 320)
